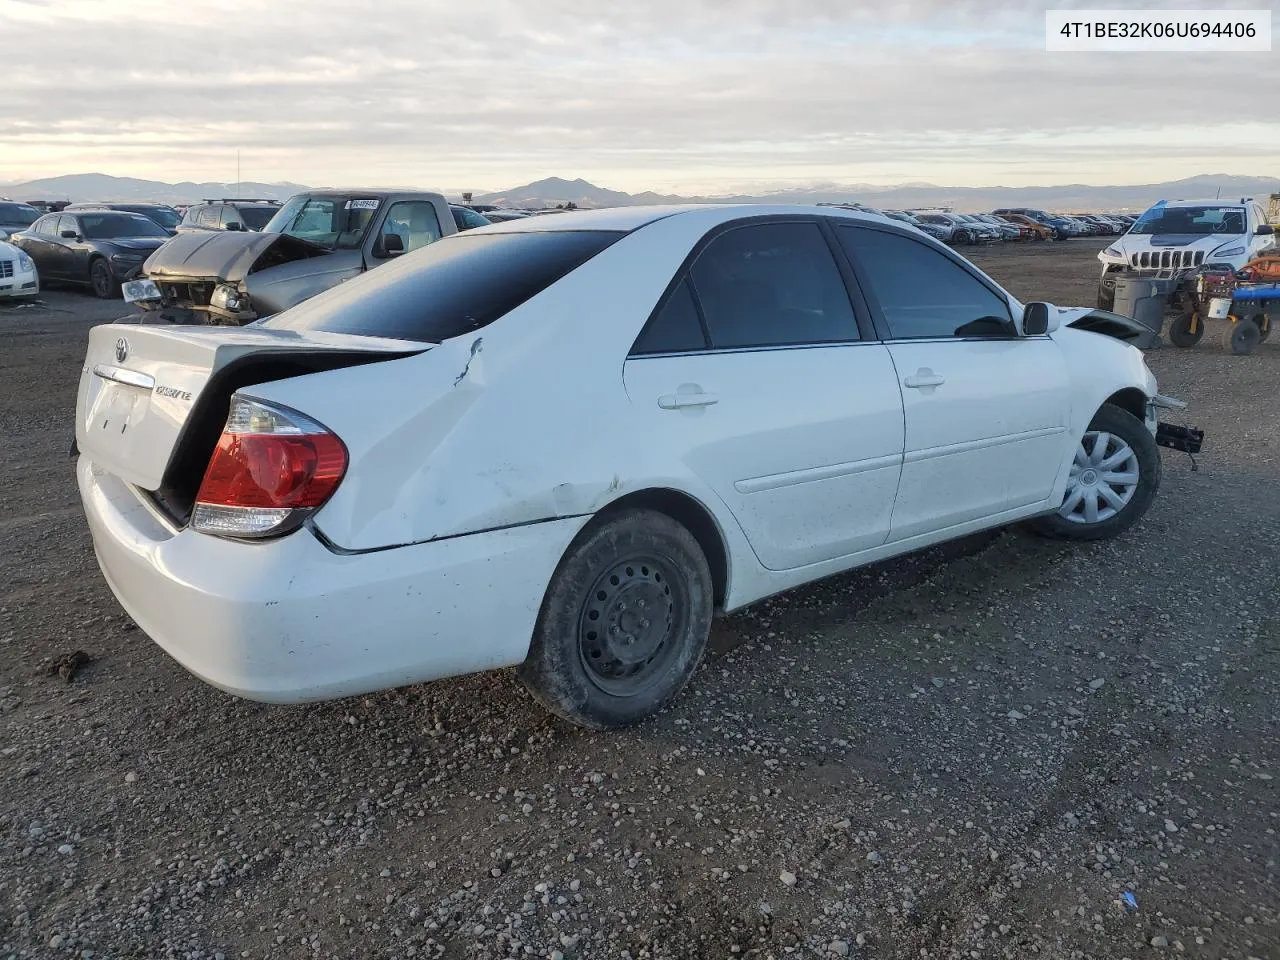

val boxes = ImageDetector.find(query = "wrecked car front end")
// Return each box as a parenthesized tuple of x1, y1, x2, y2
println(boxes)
(128, 231, 333, 324)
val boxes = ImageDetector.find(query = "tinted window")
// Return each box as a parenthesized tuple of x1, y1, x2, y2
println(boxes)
(56, 216, 78, 237)
(80, 213, 168, 239)
(261, 230, 623, 343)
(218, 207, 242, 229)
(632, 280, 707, 355)
(838, 227, 1013, 339)
(238, 206, 276, 231)
(689, 222, 857, 349)
(379, 201, 443, 255)
(196, 206, 221, 228)
(35, 215, 59, 236)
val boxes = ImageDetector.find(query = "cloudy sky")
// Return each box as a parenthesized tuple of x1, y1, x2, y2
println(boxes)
(1, 0, 1276, 193)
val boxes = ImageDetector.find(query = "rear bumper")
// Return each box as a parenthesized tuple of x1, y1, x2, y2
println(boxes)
(78, 457, 587, 703)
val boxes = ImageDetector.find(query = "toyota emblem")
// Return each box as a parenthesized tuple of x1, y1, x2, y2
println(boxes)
(114, 337, 129, 363)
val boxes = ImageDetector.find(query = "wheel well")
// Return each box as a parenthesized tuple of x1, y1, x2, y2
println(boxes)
(596, 488, 729, 608)
(1103, 387, 1147, 422)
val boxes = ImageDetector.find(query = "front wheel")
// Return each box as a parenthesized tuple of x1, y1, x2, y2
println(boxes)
(89, 258, 120, 299)
(518, 508, 713, 729)
(1028, 404, 1161, 541)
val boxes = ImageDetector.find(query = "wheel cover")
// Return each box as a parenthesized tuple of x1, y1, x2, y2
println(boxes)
(1059, 431, 1139, 524)
(577, 555, 684, 697)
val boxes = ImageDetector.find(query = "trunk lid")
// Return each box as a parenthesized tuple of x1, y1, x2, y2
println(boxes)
(77, 323, 424, 492)
(145, 231, 328, 282)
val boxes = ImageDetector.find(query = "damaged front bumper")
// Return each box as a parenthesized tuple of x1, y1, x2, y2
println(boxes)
(1148, 395, 1204, 454)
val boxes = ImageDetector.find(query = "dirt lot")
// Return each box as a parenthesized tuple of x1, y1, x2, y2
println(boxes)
(1, 240, 1277, 960)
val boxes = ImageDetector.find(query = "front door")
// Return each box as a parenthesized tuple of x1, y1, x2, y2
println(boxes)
(623, 220, 905, 571)
(835, 224, 1071, 542)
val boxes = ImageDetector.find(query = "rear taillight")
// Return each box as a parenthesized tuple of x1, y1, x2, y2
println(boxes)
(192, 397, 347, 539)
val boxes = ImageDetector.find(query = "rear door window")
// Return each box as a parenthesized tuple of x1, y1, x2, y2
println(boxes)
(631, 279, 708, 355)
(261, 230, 624, 343)
(689, 222, 858, 349)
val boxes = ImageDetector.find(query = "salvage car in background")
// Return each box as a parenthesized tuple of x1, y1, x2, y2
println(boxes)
(996, 213, 1055, 240)
(65, 202, 183, 235)
(9, 210, 169, 298)
(127, 190, 458, 323)
(177, 199, 283, 233)
(1096, 198, 1276, 310)
(76, 204, 1188, 729)
(0, 238, 40, 300)
(0, 200, 41, 240)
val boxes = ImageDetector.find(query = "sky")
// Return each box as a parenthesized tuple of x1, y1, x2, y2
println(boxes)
(1, 0, 1277, 194)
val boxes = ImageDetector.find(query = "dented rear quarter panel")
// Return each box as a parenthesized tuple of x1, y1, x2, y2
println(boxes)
(242, 211, 754, 555)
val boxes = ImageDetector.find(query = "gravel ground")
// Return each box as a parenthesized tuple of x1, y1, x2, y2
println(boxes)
(1, 240, 1277, 960)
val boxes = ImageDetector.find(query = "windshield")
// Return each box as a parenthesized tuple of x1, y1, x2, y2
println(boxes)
(261, 230, 623, 342)
(263, 195, 379, 249)
(80, 213, 168, 239)
(238, 206, 277, 231)
(0, 202, 40, 226)
(1130, 205, 1246, 236)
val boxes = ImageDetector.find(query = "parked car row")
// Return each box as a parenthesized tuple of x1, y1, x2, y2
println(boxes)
(6, 187, 1146, 306)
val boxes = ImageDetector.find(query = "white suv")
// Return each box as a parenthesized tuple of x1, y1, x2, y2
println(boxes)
(1097, 198, 1276, 309)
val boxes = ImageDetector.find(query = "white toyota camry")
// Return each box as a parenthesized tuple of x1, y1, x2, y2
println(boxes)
(76, 205, 1188, 728)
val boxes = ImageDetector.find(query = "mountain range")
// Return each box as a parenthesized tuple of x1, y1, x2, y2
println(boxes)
(3, 172, 1277, 214)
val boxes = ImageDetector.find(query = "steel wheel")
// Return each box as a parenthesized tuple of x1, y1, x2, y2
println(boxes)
(577, 555, 683, 697)
(1060, 431, 1139, 525)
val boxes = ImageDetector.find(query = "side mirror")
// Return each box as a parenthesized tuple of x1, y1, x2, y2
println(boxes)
(382, 233, 405, 256)
(60, 229, 79, 239)
(1257, 224, 1275, 236)
(1023, 302, 1050, 336)
(224, 221, 244, 232)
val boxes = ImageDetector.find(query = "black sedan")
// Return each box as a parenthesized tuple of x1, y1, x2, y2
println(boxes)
(9, 211, 170, 298)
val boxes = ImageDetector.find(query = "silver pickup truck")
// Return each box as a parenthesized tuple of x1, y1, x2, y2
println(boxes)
(125, 190, 458, 324)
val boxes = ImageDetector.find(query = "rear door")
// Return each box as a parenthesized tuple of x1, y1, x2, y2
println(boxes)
(50, 216, 81, 280)
(622, 218, 905, 571)
(835, 224, 1070, 542)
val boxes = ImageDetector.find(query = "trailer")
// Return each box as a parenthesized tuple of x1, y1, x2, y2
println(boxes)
(1167, 266, 1278, 355)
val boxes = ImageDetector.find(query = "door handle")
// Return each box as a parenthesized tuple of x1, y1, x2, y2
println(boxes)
(658, 389, 719, 410)
(903, 369, 945, 389)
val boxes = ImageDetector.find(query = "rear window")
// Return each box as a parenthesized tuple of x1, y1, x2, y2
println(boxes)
(260, 230, 625, 342)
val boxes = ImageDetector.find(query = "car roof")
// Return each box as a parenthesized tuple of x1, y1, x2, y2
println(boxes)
(1155, 198, 1247, 208)
(469, 203, 899, 234)
(67, 201, 170, 208)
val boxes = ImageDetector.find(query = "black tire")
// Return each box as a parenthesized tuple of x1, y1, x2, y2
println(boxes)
(1225, 317, 1260, 355)
(1252, 313, 1271, 343)
(89, 258, 119, 299)
(1027, 404, 1161, 542)
(517, 508, 713, 729)
(1167, 310, 1205, 348)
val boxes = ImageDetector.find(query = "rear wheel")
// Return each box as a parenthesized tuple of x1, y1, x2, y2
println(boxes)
(1028, 404, 1160, 541)
(89, 258, 119, 299)
(518, 508, 713, 729)
(1167, 310, 1205, 348)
